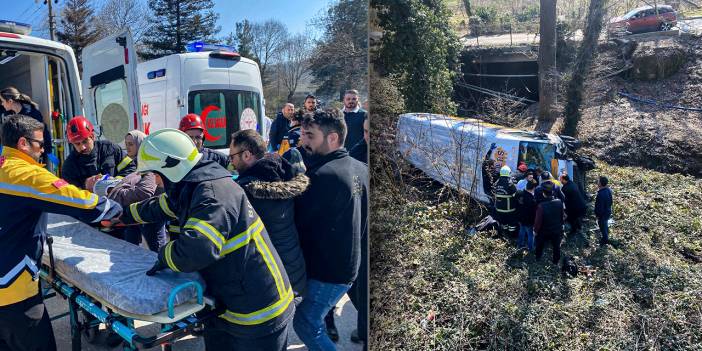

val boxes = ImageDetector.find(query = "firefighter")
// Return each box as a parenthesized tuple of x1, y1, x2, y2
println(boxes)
(118, 128, 293, 350)
(178, 113, 230, 169)
(61, 116, 136, 189)
(494, 165, 518, 236)
(0, 115, 122, 351)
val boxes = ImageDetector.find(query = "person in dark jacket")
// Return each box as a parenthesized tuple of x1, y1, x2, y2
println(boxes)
(1, 87, 52, 157)
(560, 174, 587, 236)
(594, 176, 613, 246)
(342, 89, 367, 149)
(269, 103, 296, 152)
(179, 113, 230, 169)
(534, 171, 565, 203)
(118, 128, 293, 350)
(349, 115, 368, 164)
(516, 179, 538, 251)
(0, 115, 122, 351)
(494, 165, 518, 236)
(534, 182, 565, 264)
(294, 109, 368, 350)
(230, 129, 309, 298)
(481, 143, 499, 199)
(62, 116, 136, 189)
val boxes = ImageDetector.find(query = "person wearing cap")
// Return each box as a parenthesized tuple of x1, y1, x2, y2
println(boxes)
(0, 115, 122, 351)
(117, 128, 294, 350)
(494, 165, 518, 236)
(178, 113, 230, 170)
(533, 181, 565, 264)
(61, 116, 136, 189)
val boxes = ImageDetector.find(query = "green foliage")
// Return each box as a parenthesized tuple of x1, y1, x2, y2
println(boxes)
(141, 0, 220, 60)
(56, 0, 101, 73)
(474, 6, 499, 23)
(374, 0, 461, 114)
(515, 4, 540, 22)
(309, 0, 369, 100)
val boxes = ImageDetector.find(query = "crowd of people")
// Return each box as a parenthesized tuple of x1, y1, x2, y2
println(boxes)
(486, 153, 614, 265)
(0, 85, 369, 351)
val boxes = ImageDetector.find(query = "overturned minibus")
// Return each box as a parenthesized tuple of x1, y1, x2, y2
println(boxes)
(397, 113, 593, 203)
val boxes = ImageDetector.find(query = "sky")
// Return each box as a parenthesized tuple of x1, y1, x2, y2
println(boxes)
(4, 0, 332, 40)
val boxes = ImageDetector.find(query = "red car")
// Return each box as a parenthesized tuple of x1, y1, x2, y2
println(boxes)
(608, 5, 677, 35)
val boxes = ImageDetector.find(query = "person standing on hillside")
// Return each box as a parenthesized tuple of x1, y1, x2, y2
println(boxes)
(533, 182, 565, 264)
(595, 176, 613, 246)
(341, 89, 367, 149)
(560, 174, 587, 237)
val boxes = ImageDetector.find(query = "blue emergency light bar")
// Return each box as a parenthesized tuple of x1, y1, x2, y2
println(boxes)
(185, 41, 237, 53)
(0, 20, 32, 35)
(147, 68, 166, 79)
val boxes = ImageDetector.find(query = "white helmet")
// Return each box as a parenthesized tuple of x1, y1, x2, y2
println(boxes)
(137, 128, 202, 182)
(500, 165, 511, 177)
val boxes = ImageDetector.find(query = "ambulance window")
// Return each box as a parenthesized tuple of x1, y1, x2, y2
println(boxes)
(519, 142, 555, 173)
(188, 90, 262, 149)
(93, 79, 130, 145)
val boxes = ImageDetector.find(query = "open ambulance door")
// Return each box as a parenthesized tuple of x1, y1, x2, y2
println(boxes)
(81, 29, 141, 147)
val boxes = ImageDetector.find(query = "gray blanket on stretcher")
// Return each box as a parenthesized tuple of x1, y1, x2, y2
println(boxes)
(43, 213, 206, 316)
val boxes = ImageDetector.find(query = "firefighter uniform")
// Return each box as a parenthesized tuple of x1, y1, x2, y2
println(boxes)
(0, 146, 122, 350)
(494, 173, 518, 235)
(121, 159, 294, 346)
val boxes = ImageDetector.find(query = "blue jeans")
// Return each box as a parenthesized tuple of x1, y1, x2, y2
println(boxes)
(293, 279, 351, 351)
(598, 217, 610, 244)
(518, 224, 534, 251)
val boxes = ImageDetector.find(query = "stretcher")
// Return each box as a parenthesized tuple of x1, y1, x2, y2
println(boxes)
(40, 213, 222, 350)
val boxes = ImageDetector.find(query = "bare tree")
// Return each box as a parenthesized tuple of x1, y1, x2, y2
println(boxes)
(536, 0, 558, 132)
(562, 0, 606, 137)
(95, 0, 150, 44)
(251, 19, 288, 85)
(279, 34, 314, 102)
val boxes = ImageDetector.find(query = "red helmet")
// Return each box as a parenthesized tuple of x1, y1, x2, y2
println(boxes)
(179, 113, 204, 132)
(518, 162, 528, 173)
(66, 116, 94, 143)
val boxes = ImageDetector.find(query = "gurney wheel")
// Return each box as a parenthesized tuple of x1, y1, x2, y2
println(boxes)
(79, 310, 101, 344)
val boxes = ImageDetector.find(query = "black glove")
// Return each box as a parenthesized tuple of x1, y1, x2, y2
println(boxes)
(490, 142, 497, 150)
(146, 260, 167, 276)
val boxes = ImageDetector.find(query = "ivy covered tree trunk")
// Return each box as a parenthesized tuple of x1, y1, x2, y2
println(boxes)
(536, 0, 557, 132)
(561, 0, 606, 137)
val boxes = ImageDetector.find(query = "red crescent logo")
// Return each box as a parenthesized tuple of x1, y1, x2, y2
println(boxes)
(200, 105, 222, 142)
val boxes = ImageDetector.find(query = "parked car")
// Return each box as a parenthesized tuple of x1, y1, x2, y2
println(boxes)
(608, 5, 677, 35)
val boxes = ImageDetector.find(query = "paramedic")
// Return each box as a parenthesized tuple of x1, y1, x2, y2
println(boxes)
(0, 87, 52, 159)
(494, 165, 518, 236)
(0, 115, 122, 351)
(294, 109, 368, 350)
(119, 129, 293, 350)
(61, 116, 136, 189)
(534, 182, 565, 264)
(179, 113, 230, 169)
(342, 89, 367, 149)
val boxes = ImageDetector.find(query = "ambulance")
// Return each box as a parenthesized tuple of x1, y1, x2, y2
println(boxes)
(397, 113, 594, 203)
(0, 21, 141, 174)
(136, 41, 266, 155)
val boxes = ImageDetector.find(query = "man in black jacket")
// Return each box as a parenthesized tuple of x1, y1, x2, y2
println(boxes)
(560, 174, 587, 236)
(534, 182, 565, 264)
(349, 115, 368, 164)
(230, 129, 309, 298)
(62, 116, 135, 189)
(516, 179, 537, 252)
(342, 89, 367, 149)
(595, 176, 613, 246)
(534, 171, 565, 203)
(294, 109, 368, 350)
(269, 103, 295, 152)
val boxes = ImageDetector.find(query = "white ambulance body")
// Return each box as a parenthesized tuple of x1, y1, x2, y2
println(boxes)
(137, 47, 266, 154)
(0, 21, 140, 174)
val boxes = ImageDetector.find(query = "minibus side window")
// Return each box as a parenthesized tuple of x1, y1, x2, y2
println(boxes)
(519, 142, 556, 173)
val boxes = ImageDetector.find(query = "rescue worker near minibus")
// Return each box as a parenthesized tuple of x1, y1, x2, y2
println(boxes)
(0, 115, 122, 351)
(1, 87, 52, 160)
(494, 165, 518, 236)
(117, 128, 294, 350)
(61, 116, 136, 189)
(178, 113, 230, 169)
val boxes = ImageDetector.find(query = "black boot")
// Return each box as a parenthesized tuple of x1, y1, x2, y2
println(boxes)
(324, 309, 339, 342)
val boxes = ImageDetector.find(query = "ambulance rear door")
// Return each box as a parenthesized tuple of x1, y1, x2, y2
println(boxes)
(81, 29, 141, 146)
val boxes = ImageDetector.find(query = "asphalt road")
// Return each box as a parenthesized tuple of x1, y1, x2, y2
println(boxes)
(45, 291, 362, 351)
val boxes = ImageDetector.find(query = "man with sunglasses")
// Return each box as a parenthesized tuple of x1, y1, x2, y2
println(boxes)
(179, 114, 230, 170)
(61, 116, 136, 190)
(0, 115, 122, 351)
